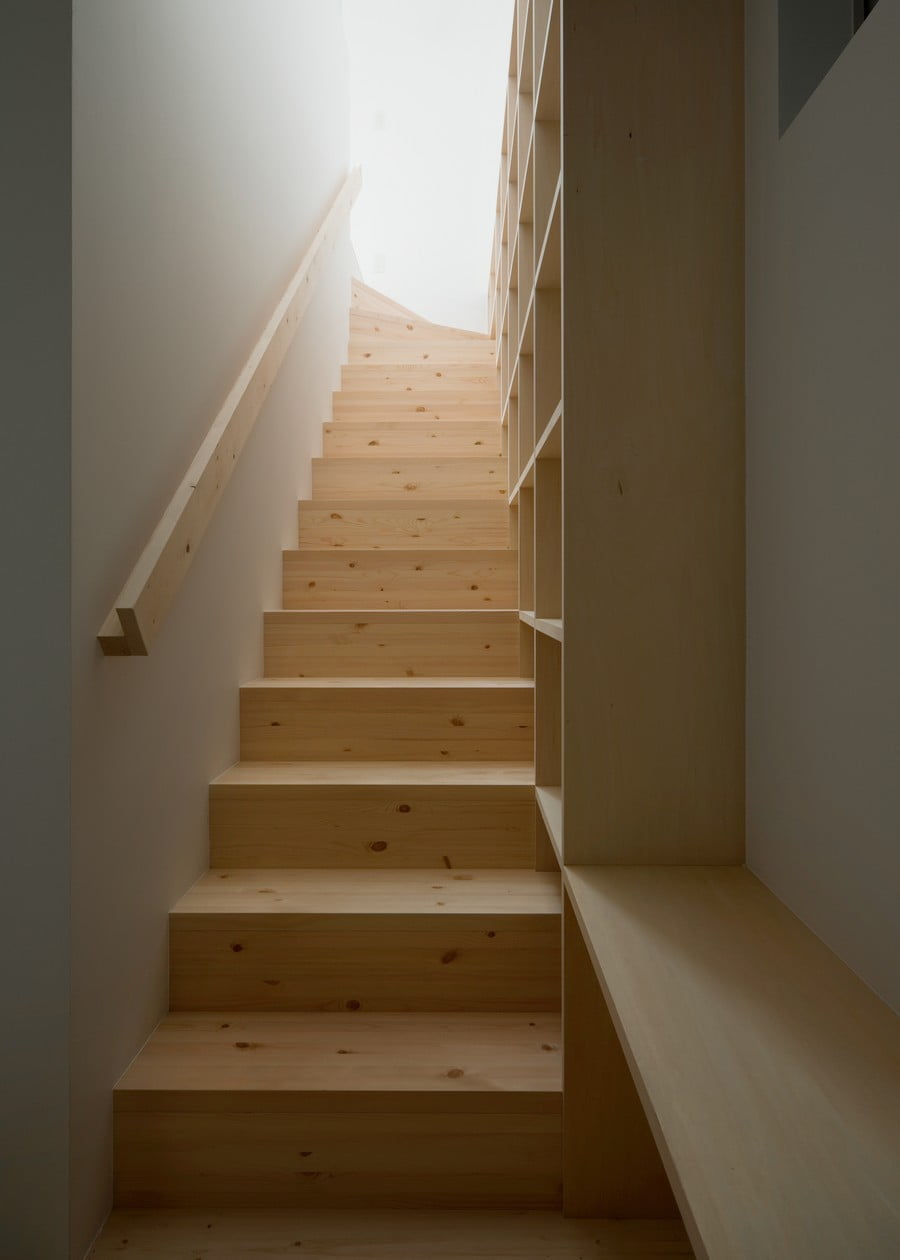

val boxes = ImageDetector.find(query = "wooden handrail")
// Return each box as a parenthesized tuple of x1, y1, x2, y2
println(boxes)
(98, 167, 362, 656)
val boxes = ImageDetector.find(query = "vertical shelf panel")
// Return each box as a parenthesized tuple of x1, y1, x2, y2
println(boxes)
(561, 0, 745, 865)
(535, 633, 561, 790)
(518, 484, 535, 615)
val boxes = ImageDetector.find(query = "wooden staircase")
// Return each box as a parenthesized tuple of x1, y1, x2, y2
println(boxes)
(112, 280, 564, 1211)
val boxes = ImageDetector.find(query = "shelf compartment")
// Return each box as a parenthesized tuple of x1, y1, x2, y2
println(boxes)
(534, 287, 561, 441)
(534, 455, 561, 621)
(535, 632, 561, 789)
(517, 353, 534, 478)
(518, 487, 535, 614)
(536, 784, 562, 865)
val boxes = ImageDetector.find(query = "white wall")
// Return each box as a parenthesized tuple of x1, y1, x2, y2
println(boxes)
(746, 0, 900, 1011)
(71, 3, 352, 1254)
(343, 0, 513, 331)
(0, 4, 71, 1257)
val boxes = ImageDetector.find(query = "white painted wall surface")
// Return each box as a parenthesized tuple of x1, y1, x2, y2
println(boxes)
(746, 0, 900, 1011)
(343, 0, 514, 331)
(71, 3, 351, 1253)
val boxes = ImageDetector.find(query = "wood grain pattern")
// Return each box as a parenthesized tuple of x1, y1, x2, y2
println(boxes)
(263, 610, 519, 678)
(349, 340, 496, 366)
(341, 364, 498, 394)
(323, 420, 503, 458)
(282, 548, 518, 609)
(332, 391, 500, 421)
(209, 762, 535, 869)
(117, 1011, 561, 1096)
(239, 677, 534, 761)
(560, 0, 744, 863)
(311, 457, 508, 501)
(565, 866, 900, 1259)
(351, 308, 492, 340)
(91, 1209, 693, 1258)
(297, 500, 513, 550)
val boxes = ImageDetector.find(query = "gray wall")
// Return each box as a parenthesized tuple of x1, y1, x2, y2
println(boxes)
(0, 4, 71, 1258)
(746, 0, 900, 1010)
(71, 2, 352, 1254)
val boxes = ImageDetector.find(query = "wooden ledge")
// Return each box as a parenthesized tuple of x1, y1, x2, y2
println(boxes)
(564, 865, 900, 1259)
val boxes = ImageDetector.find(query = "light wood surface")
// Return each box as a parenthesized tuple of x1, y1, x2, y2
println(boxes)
(560, 0, 744, 863)
(209, 770, 535, 868)
(114, 1113, 562, 1209)
(117, 1011, 561, 1097)
(173, 867, 560, 921)
(332, 391, 500, 421)
(563, 896, 676, 1219)
(91, 1209, 693, 1257)
(97, 168, 361, 655)
(263, 610, 519, 678)
(351, 308, 492, 340)
(239, 676, 534, 761)
(565, 865, 900, 1259)
(349, 340, 497, 366)
(323, 420, 503, 457)
(297, 499, 513, 550)
(341, 364, 498, 394)
(283, 548, 518, 609)
(170, 869, 560, 1013)
(311, 457, 508, 501)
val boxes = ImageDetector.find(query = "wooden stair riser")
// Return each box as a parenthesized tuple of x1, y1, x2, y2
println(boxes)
(332, 392, 500, 421)
(282, 549, 518, 610)
(209, 784, 536, 869)
(297, 501, 514, 550)
(349, 342, 497, 366)
(263, 611, 519, 678)
(239, 682, 534, 761)
(341, 365, 497, 393)
(351, 309, 492, 341)
(169, 918, 561, 1013)
(114, 1107, 561, 1210)
(311, 458, 507, 502)
(323, 420, 504, 458)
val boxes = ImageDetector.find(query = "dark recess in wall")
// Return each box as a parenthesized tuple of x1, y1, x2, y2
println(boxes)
(779, 0, 880, 133)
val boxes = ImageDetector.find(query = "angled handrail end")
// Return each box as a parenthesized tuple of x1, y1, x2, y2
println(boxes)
(97, 166, 362, 658)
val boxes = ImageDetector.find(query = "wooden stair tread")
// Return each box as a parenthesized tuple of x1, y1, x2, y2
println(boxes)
(116, 1011, 561, 1097)
(174, 868, 561, 920)
(212, 761, 535, 787)
(565, 865, 900, 1260)
(90, 1209, 693, 1258)
(241, 675, 532, 690)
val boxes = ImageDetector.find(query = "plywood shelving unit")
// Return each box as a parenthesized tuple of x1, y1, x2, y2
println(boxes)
(491, 0, 563, 873)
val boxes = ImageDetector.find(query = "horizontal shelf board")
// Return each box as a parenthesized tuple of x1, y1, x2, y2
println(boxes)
(534, 618, 563, 642)
(564, 865, 900, 1260)
(535, 403, 562, 460)
(535, 786, 562, 865)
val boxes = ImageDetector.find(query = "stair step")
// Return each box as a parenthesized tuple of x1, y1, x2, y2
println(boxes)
(169, 868, 561, 1013)
(239, 677, 534, 761)
(341, 364, 497, 393)
(349, 341, 496, 365)
(92, 1209, 693, 1257)
(351, 308, 493, 341)
(323, 419, 503, 457)
(297, 499, 513, 550)
(351, 280, 426, 321)
(311, 457, 507, 501)
(114, 1012, 561, 1209)
(209, 760, 535, 870)
(282, 548, 518, 609)
(262, 610, 519, 677)
(117, 1010, 561, 1096)
(332, 391, 500, 420)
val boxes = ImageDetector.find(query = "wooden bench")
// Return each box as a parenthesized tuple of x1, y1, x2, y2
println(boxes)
(563, 865, 900, 1260)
